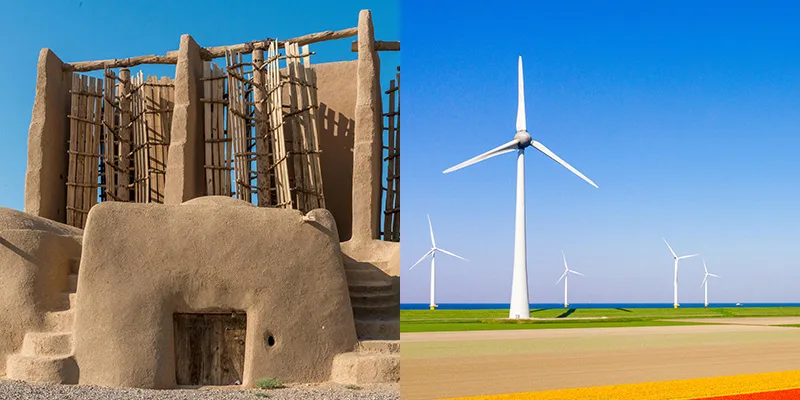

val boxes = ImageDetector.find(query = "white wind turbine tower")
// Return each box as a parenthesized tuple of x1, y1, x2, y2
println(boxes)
(443, 56, 598, 319)
(556, 251, 584, 308)
(663, 238, 698, 309)
(701, 259, 720, 308)
(409, 215, 468, 310)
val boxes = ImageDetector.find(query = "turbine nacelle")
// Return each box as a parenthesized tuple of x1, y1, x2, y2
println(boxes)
(514, 130, 532, 148)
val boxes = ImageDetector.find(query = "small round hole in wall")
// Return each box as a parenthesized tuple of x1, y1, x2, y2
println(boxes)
(267, 335, 276, 346)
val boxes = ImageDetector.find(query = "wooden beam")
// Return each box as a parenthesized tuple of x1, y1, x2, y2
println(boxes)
(351, 40, 400, 52)
(64, 27, 359, 72)
(192, 27, 358, 60)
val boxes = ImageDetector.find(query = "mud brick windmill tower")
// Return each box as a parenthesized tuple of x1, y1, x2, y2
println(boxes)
(1, 9, 399, 389)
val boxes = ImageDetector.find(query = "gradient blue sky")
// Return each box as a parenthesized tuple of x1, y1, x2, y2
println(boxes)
(0, 0, 398, 210)
(401, 0, 800, 305)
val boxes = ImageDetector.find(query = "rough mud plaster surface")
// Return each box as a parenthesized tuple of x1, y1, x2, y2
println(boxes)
(73, 198, 357, 389)
(165, 34, 206, 204)
(0, 207, 82, 374)
(341, 240, 399, 277)
(352, 10, 383, 242)
(313, 61, 357, 242)
(24, 49, 71, 223)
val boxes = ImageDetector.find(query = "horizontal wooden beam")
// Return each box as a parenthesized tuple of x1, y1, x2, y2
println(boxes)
(65, 27, 359, 72)
(350, 41, 400, 52)
(189, 27, 359, 60)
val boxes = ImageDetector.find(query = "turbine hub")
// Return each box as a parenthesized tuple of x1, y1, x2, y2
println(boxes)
(514, 130, 532, 147)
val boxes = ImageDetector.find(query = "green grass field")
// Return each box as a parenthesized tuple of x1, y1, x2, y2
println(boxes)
(400, 307, 800, 333)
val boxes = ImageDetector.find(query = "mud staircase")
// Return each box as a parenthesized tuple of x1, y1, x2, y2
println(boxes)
(330, 260, 399, 384)
(344, 260, 399, 340)
(6, 258, 79, 384)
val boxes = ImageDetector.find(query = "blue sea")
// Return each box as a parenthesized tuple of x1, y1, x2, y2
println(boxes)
(400, 303, 800, 310)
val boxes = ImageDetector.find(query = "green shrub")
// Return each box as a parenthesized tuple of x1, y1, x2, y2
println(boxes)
(255, 378, 285, 389)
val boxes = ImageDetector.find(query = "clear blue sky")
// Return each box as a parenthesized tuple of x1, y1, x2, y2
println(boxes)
(0, 0, 398, 210)
(401, 0, 800, 305)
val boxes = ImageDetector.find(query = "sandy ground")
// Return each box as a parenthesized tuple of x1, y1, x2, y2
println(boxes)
(401, 318, 800, 400)
(670, 317, 800, 326)
(0, 380, 399, 400)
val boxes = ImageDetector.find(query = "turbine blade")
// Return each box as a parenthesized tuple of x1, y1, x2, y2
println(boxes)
(516, 56, 526, 132)
(443, 140, 519, 174)
(709, 273, 720, 278)
(570, 270, 585, 277)
(701, 275, 708, 288)
(679, 254, 699, 260)
(562, 250, 568, 271)
(530, 140, 598, 188)
(703, 259, 708, 273)
(662, 238, 677, 258)
(427, 214, 436, 248)
(409, 249, 434, 270)
(556, 270, 568, 284)
(436, 248, 469, 262)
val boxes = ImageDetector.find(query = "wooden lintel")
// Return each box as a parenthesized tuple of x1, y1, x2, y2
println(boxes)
(350, 41, 400, 52)
(64, 27, 359, 72)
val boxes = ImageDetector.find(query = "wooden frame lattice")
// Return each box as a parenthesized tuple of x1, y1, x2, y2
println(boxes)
(66, 75, 103, 228)
(202, 40, 325, 213)
(382, 66, 400, 242)
(66, 68, 174, 229)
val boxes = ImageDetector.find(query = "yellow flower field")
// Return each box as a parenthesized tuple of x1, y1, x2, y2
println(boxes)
(443, 370, 800, 400)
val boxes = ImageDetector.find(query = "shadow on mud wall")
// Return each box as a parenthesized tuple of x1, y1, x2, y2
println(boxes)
(318, 102, 355, 242)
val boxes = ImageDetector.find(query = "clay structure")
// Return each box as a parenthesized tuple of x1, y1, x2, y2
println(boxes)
(3, 9, 399, 389)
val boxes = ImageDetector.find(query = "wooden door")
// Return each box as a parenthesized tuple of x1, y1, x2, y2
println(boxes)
(174, 313, 247, 386)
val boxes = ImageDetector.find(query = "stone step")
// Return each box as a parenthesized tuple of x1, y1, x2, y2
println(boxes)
(348, 280, 395, 295)
(67, 274, 79, 293)
(5, 354, 78, 384)
(352, 304, 400, 320)
(43, 310, 74, 332)
(57, 292, 77, 310)
(331, 352, 399, 384)
(355, 318, 399, 340)
(356, 340, 399, 354)
(21, 332, 73, 357)
(69, 258, 80, 274)
(349, 291, 397, 307)
(344, 261, 390, 271)
(345, 267, 392, 283)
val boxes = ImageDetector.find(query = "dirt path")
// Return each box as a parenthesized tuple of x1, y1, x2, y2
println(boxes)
(669, 317, 800, 326)
(401, 323, 800, 400)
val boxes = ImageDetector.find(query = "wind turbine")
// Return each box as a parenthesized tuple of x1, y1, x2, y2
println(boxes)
(556, 251, 584, 308)
(662, 238, 698, 308)
(409, 215, 468, 310)
(442, 56, 598, 319)
(701, 259, 720, 308)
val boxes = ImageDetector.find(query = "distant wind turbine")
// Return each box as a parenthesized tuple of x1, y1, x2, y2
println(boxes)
(442, 56, 598, 319)
(663, 238, 698, 308)
(701, 259, 720, 308)
(556, 251, 584, 308)
(409, 215, 468, 310)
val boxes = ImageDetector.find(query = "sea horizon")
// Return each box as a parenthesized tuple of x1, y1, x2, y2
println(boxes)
(400, 302, 800, 310)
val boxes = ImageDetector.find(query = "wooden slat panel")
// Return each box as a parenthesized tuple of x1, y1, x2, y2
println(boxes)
(268, 40, 291, 209)
(298, 44, 325, 210)
(66, 75, 80, 227)
(118, 69, 132, 202)
(103, 68, 118, 201)
(88, 77, 102, 211)
(253, 50, 271, 207)
(383, 66, 400, 242)
(75, 75, 88, 227)
(216, 64, 229, 196)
